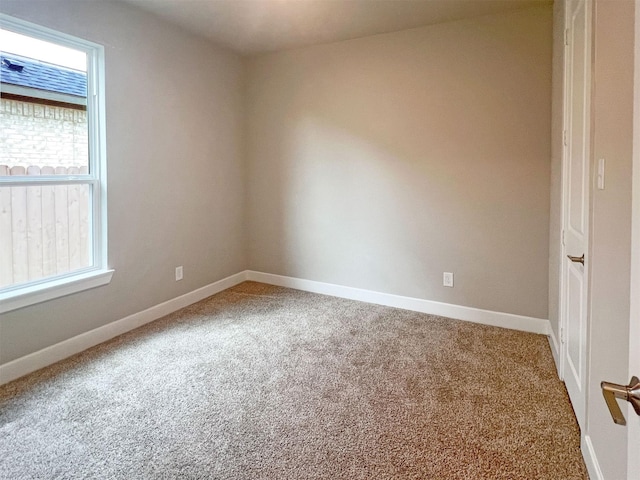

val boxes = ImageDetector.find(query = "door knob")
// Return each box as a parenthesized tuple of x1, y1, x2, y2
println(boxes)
(567, 254, 585, 265)
(601, 376, 640, 426)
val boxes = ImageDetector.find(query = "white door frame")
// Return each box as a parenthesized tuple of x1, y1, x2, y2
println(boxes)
(559, 0, 571, 381)
(628, 0, 640, 473)
(559, 0, 593, 430)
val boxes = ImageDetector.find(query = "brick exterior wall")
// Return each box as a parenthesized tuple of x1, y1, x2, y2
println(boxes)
(0, 98, 88, 169)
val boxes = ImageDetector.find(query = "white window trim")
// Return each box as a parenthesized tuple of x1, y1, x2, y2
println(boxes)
(0, 269, 114, 314)
(0, 14, 113, 314)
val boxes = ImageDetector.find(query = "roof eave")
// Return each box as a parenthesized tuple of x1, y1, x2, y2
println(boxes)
(1, 82, 87, 107)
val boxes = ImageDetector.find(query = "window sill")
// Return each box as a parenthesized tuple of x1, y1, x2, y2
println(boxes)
(0, 269, 114, 314)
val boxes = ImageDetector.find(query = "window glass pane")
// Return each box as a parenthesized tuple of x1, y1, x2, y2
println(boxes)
(0, 15, 107, 308)
(1, 29, 88, 174)
(0, 184, 92, 289)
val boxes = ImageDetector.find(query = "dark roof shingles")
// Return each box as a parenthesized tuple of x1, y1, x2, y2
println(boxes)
(0, 54, 86, 97)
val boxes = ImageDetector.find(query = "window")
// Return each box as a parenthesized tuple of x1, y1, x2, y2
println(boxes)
(0, 14, 112, 313)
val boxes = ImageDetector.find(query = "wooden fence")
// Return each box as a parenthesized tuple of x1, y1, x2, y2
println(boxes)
(0, 165, 90, 288)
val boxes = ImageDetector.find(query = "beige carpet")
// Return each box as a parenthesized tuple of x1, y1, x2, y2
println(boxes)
(0, 281, 587, 479)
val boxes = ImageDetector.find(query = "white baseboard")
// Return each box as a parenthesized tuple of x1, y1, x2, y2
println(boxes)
(0, 271, 247, 385)
(246, 271, 550, 335)
(1, 269, 551, 386)
(548, 326, 562, 377)
(582, 434, 604, 480)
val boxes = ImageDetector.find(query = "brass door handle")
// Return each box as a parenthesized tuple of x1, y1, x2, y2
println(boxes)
(567, 254, 585, 265)
(601, 376, 640, 426)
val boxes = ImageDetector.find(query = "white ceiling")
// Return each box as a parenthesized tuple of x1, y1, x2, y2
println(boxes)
(120, 0, 550, 56)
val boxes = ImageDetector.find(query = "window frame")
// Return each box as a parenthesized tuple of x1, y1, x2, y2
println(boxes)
(0, 14, 113, 314)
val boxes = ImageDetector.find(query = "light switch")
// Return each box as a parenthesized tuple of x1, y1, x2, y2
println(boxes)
(597, 158, 605, 190)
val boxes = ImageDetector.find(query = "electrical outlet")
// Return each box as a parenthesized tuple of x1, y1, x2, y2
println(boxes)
(175, 266, 183, 281)
(443, 272, 454, 287)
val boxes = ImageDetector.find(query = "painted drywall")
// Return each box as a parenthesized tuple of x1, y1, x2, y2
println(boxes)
(0, 0, 246, 364)
(548, 0, 565, 348)
(245, 6, 552, 319)
(586, 1, 634, 477)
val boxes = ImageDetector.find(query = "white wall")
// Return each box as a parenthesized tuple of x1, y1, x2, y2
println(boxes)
(0, 0, 246, 364)
(245, 6, 553, 320)
(0, 2, 554, 368)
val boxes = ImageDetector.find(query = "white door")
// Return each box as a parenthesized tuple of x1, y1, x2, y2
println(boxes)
(629, 237, 640, 475)
(629, 171, 640, 475)
(561, 0, 591, 430)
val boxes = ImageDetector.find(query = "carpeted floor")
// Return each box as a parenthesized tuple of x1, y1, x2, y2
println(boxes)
(0, 281, 587, 479)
